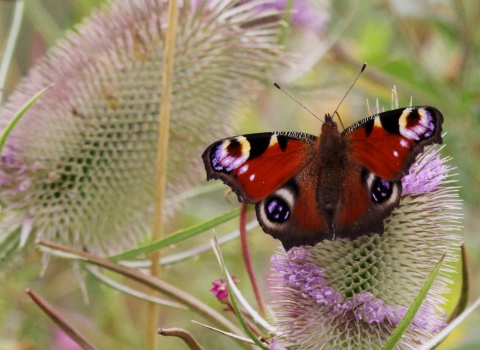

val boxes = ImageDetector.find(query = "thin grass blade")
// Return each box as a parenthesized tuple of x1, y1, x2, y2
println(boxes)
(85, 266, 187, 309)
(110, 207, 241, 260)
(447, 243, 469, 323)
(191, 320, 255, 344)
(0, 85, 51, 155)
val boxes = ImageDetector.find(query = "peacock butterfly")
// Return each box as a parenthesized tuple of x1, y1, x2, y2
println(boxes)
(202, 105, 444, 251)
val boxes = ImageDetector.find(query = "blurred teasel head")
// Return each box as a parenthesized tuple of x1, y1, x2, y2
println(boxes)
(270, 147, 462, 349)
(0, 0, 285, 259)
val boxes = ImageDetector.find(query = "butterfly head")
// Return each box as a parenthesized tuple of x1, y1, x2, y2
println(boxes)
(322, 113, 339, 132)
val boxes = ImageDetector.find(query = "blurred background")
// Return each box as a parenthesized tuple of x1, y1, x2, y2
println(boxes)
(0, 0, 479, 349)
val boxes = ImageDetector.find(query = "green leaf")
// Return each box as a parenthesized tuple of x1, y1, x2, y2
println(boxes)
(0, 85, 52, 155)
(447, 243, 469, 323)
(110, 207, 241, 260)
(382, 253, 446, 350)
(212, 237, 269, 350)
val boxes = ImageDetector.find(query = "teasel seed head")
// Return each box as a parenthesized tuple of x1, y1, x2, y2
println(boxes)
(270, 146, 462, 349)
(0, 0, 285, 257)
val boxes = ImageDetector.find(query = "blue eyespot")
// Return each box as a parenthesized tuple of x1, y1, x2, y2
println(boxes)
(266, 197, 290, 223)
(371, 178, 392, 203)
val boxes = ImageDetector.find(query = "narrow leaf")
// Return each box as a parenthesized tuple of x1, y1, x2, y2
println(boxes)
(382, 253, 446, 350)
(447, 243, 469, 322)
(110, 207, 241, 260)
(121, 220, 259, 268)
(37, 239, 244, 338)
(191, 320, 255, 344)
(228, 272, 275, 333)
(0, 85, 51, 155)
(0, 0, 24, 105)
(211, 238, 269, 350)
(85, 266, 187, 309)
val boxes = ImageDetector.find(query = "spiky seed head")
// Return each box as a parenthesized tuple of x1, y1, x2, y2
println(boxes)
(0, 0, 285, 256)
(270, 146, 462, 350)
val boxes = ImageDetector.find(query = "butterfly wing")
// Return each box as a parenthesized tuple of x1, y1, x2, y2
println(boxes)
(202, 132, 317, 203)
(203, 132, 330, 250)
(332, 106, 444, 239)
(254, 163, 329, 251)
(343, 106, 444, 180)
(333, 164, 402, 240)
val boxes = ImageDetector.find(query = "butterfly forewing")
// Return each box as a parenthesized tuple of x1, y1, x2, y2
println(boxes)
(202, 132, 316, 203)
(344, 107, 443, 181)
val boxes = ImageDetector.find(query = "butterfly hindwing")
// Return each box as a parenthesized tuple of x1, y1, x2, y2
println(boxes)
(255, 164, 328, 251)
(334, 166, 402, 240)
(202, 132, 316, 203)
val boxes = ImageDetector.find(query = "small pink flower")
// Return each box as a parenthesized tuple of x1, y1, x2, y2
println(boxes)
(210, 276, 237, 302)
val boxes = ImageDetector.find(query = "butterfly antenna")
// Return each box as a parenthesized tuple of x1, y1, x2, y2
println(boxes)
(331, 63, 367, 129)
(273, 82, 323, 123)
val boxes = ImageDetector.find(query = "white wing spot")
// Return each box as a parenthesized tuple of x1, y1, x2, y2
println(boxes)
(238, 164, 249, 175)
(249, 174, 255, 181)
(400, 139, 409, 148)
(393, 151, 399, 157)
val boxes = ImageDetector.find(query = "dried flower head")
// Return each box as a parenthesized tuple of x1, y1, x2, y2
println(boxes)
(270, 146, 461, 349)
(0, 0, 284, 256)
